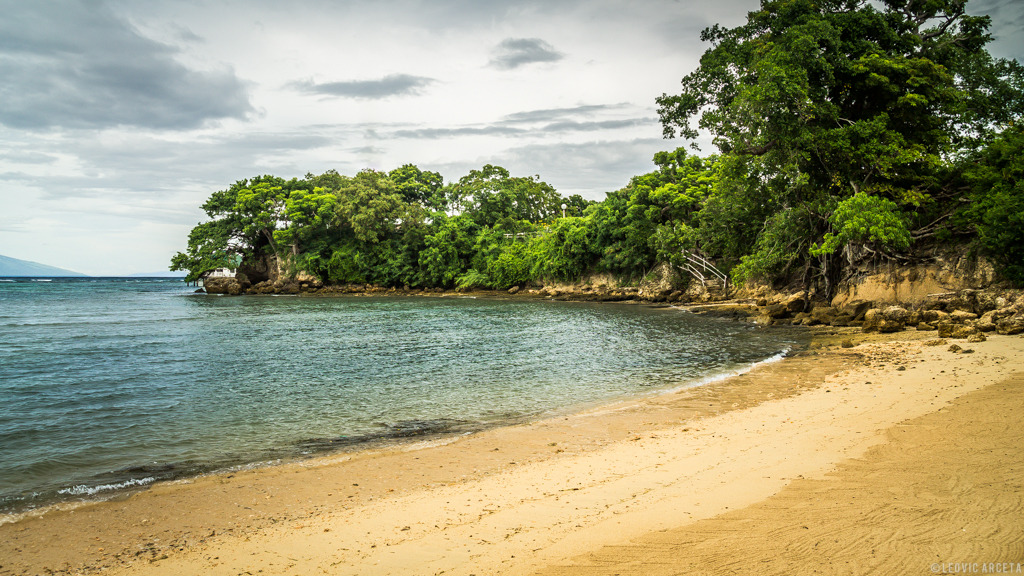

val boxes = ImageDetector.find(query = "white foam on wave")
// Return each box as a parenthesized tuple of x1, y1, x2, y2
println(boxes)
(57, 476, 156, 496)
(0, 499, 92, 526)
(662, 348, 791, 395)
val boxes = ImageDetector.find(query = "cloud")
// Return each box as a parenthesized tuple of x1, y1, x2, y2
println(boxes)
(489, 38, 563, 69)
(392, 126, 527, 139)
(969, 0, 1024, 60)
(387, 103, 655, 139)
(293, 74, 437, 99)
(0, 2, 252, 130)
(502, 104, 628, 124)
(499, 138, 668, 197)
(428, 137, 670, 200)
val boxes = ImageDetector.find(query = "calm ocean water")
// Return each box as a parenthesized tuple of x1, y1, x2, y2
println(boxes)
(0, 277, 804, 515)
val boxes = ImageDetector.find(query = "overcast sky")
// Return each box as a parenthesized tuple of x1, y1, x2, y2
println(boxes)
(1, 0, 1021, 275)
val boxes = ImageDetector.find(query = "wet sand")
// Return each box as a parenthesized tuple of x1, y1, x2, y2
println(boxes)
(1, 330, 1022, 575)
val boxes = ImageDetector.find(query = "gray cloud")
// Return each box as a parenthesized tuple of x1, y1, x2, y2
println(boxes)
(502, 104, 628, 124)
(970, 0, 1024, 60)
(392, 126, 527, 138)
(388, 104, 655, 139)
(428, 137, 670, 200)
(389, 119, 653, 139)
(294, 74, 437, 99)
(0, 150, 58, 165)
(0, 128, 339, 226)
(0, 2, 252, 130)
(349, 145, 387, 155)
(542, 119, 654, 132)
(489, 38, 563, 69)
(499, 138, 668, 197)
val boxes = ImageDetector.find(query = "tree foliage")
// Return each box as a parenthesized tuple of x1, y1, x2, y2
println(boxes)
(173, 1, 1024, 291)
(656, 0, 1024, 290)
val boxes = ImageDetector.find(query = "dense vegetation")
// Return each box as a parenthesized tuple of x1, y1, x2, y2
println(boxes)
(173, 0, 1024, 293)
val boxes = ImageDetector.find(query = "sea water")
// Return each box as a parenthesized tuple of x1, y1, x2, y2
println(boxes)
(0, 277, 805, 514)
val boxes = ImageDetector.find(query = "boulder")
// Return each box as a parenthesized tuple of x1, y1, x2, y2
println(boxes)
(830, 314, 853, 327)
(203, 276, 244, 295)
(862, 307, 908, 333)
(793, 312, 812, 325)
(937, 322, 979, 339)
(784, 292, 808, 314)
(949, 310, 979, 323)
(920, 309, 950, 323)
(996, 314, 1024, 335)
(810, 306, 837, 325)
(916, 322, 936, 331)
(975, 321, 997, 333)
(508, 286, 520, 294)
(764, 303, 790, 319)
(967, 332, 987, 343)
(840, 300, 873, 322)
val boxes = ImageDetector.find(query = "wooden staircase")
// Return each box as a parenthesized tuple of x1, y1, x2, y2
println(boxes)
(675, 251, 729, 298)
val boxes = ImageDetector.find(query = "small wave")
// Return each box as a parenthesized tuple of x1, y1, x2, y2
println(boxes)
(665, 348, 790, 394)
(0, 279, 14, 282)
(57, 476, 155, 496)
(31, 279, 53, 282)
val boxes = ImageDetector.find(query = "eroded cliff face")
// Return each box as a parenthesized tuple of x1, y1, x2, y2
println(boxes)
(203, 253, 323, 295)
(830, 253, 999, 309)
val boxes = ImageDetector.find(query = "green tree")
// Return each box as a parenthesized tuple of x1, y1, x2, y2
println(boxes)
(657, 0, 1024, 290)
(450, 165, 562, 227)
(530, 217, 598, 281)
(418, 214, 478, 287)
(389, 164, 446, 210)
(959, 125, 1024, 282)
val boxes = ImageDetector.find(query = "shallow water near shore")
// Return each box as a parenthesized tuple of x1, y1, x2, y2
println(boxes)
(0, 277, 805, 514)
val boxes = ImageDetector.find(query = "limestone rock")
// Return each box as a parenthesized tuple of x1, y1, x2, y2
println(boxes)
(862, 306, 909, 333)
(840, 300, 873, 322)
(937, 322, 979, 339)
(784, 292, 808, 314)
(764, 303, 789, 319)
(920, 309, 950, 323)
(202, 276, 245, 295)
(830, 314, 853, 327)
(810, 306, 837, 325)
(949, 310, 979, 323)
(996, 313, 1024, 335)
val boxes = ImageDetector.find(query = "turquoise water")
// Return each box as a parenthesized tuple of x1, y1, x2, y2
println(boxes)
(0, 278, 804, 514)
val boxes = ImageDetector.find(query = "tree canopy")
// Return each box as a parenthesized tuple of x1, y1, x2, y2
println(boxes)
(657, 0, 1024, 291)
(174, 0, 1024, 292)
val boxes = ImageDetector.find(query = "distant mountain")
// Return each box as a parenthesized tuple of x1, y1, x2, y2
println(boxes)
(124, 271, 187, 278)
(0, 254, 87, 277)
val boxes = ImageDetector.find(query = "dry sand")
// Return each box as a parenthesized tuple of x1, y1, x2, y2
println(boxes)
(1, 330, 1022, 576)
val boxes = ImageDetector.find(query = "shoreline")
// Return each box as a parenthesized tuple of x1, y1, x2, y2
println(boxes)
(0, 324, 799, 522)
(1, 330, 1021, 575)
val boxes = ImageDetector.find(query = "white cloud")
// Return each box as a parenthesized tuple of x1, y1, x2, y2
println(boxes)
(1, 0, 1018, 274)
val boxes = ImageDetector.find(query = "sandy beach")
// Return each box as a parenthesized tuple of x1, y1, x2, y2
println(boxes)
(2, 329, 1022, 576)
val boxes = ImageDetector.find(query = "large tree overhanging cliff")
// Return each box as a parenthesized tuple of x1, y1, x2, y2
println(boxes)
(656, 0, 1024, 293)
